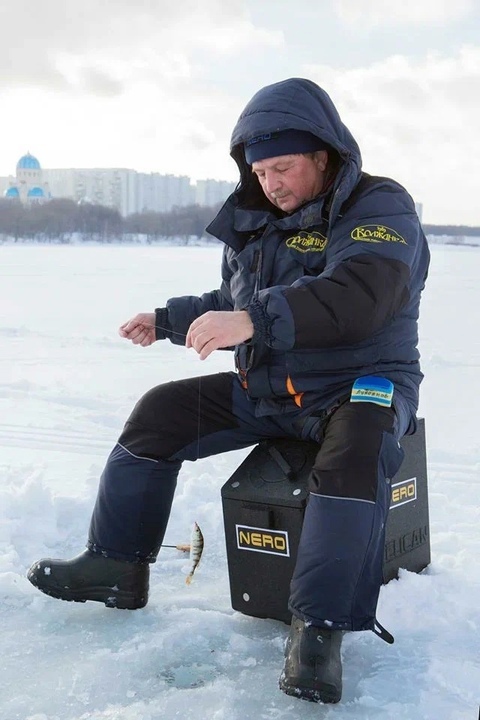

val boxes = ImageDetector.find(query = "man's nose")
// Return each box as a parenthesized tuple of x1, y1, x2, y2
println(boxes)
(264, 171, 282, 194)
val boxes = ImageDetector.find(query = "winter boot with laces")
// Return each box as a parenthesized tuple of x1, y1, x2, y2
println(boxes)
(27, 550, 149, 609)
(279, 616, 343, 703)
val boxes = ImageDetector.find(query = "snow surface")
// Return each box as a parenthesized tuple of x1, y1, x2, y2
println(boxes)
(0, 243, 479, 720)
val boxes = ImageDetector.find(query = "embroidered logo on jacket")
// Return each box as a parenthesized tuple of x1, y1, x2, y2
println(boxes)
(351, 225, 407, 245)
(286, 231, 328, 253)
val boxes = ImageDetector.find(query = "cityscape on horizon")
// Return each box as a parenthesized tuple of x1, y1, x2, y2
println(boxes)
(0, 152, 237, 217)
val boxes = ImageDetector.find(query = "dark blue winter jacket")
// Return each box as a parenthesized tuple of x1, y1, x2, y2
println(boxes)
(156, 78, 430, 428)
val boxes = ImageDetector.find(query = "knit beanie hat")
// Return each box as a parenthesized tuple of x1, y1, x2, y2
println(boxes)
(244, 129, 327, 164)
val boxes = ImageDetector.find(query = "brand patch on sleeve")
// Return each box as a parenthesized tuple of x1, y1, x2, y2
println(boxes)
(350, 225, 407, 245)
(350, 376, 394, 407)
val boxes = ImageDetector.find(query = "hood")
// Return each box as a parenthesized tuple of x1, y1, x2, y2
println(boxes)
(230, 78, 362, 224)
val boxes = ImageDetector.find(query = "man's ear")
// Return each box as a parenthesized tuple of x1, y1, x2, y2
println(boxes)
(314, 150, 329, 172)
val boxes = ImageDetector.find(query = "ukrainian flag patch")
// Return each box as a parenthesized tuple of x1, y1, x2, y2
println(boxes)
(350, 376, 394, 407)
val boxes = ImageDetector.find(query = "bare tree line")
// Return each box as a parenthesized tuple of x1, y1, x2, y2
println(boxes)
(0, 198, 222, 243)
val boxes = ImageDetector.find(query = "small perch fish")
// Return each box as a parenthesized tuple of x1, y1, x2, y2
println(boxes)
(186, 521, 204, 585)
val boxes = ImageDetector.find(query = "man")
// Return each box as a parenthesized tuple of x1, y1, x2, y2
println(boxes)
(28, 78, 430, 704)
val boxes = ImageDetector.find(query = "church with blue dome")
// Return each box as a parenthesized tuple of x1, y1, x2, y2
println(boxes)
(3, 153, 51, 203)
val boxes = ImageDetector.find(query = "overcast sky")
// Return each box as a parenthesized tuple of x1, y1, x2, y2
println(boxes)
(0, 0, 478, 224)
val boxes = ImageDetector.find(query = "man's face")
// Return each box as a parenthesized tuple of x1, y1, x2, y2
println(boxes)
(251, 151, 328, 213)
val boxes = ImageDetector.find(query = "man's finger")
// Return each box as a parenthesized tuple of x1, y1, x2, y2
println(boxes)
(119, 320, 136, 337)
(198, 338, 219, 360)
(122, 321, 140, 335)
(192, 330, 215, 355)
(186, 318, 206, 348)
(127, 326, 143, 342)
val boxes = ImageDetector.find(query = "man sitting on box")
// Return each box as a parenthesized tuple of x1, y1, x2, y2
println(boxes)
(27, 78, 430, 705)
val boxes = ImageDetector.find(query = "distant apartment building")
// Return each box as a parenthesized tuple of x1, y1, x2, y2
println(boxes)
(1, 152, 236, 217)
(195, 179, 236, 208)
(136, 173, 194, 213)
(42, 167, 138, 216)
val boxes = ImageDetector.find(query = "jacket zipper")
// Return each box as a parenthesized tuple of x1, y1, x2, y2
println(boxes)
(253, 236, 264, 296)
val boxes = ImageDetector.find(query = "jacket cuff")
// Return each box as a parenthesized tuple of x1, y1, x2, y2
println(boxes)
(154, 307, 172, 341)
(245, 300, 270, 344)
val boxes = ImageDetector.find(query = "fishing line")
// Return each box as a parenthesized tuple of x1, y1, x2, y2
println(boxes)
(147, 321, 203, 460)
(149, 323, 188, 340)
(196, 374, 202, 460)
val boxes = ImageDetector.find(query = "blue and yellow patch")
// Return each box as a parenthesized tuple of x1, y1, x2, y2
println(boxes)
(350, 376, 394, 407)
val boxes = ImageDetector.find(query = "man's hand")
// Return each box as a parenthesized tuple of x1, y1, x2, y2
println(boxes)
(186, 311, 254, 360)
(119, 312, 156, 347)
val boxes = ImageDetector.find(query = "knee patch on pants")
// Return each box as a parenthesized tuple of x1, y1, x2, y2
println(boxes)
(310, 402, 397, 502)
(118, 372, 238, 460)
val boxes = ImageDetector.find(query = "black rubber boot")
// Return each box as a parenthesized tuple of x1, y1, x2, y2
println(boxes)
(279, 616, 343, 703)
(27, 550, 149, 609)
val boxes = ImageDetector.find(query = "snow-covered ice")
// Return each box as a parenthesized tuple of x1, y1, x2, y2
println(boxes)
(0, 243, 479, 720)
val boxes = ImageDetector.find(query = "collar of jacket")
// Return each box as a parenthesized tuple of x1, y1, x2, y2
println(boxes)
(206, 193, 329, 252)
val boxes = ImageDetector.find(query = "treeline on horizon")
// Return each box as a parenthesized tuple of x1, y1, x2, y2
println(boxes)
(0, 197, 478, 242)
(0, 198, 222, 242)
